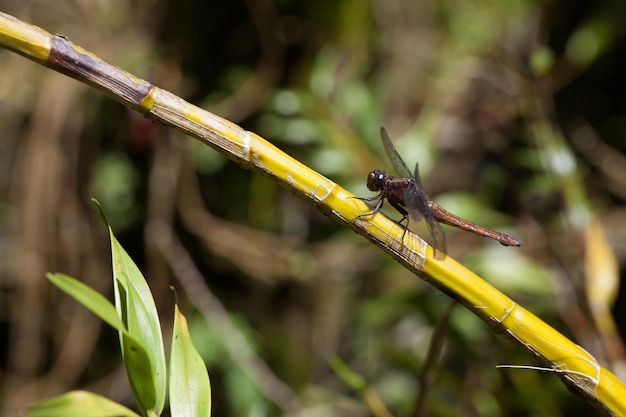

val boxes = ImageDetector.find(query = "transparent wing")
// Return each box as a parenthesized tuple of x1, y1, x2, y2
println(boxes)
(404, 191, 446, 256)
(402, 180, 426, 224)
(380, 127, 413, 179)
(414, 163, 446, 255)
(430, 221, 447, 259)
(380, 127, 447, 257)
(406, 163, 447, 257)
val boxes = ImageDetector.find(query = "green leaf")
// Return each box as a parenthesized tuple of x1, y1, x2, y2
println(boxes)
(110, 229, 166, 417)
(92, 199, 167, 417)
(46, 272, 155, 414)
(328, 354, 366, 392)
(170, 304, 212, 417)
(566, 18, 611, 68)
(23, 390, 141, 417)
(529, 46, 555, 76)
(46, 273, 125, 332)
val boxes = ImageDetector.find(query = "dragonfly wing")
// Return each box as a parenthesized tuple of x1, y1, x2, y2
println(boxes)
(405, 187, 447, 257)
(403, 162, 432, 223)
(429, 220, 447, 259)
(380, 128, 448, 257)
(410, 162, 447, 257)
(402, 183, 424, 223)
(380, 127, 413, 178)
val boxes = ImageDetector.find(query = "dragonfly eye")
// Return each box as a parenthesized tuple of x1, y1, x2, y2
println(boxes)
(366, 170, 387, 191)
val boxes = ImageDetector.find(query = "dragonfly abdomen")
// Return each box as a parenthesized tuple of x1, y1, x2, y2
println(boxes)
(427, 202, 522, 247)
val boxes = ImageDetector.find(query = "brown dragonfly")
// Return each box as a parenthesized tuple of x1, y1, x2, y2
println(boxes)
(356, 127, 522, 256)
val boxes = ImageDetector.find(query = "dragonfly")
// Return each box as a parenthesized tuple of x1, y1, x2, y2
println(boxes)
(356, 127, 522, 257)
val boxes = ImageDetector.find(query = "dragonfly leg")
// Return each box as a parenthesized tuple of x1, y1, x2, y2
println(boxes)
(352, 194, 383, 203)
(388, 200, 410, 240)
(352, 194, 385, 217)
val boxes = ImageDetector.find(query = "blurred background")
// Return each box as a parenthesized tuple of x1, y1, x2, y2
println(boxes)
(1, 0, 626, 416)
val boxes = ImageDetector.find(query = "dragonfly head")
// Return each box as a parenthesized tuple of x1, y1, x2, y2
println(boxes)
(366, 170, 387, 192)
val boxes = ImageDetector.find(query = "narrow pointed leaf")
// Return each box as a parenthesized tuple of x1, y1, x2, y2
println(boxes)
(170, 304, 211, 417)
(92, 199, 166, 416)
(23, 390, 141, 417)
(109, 230, 166, 416)
(46, 273, 125, 332)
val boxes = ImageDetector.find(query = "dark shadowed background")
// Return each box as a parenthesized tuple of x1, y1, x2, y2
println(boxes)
(1, 0, 626, 416)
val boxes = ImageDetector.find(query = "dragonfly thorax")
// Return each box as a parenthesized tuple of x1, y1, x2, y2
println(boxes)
(366, 170, 388, 192)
